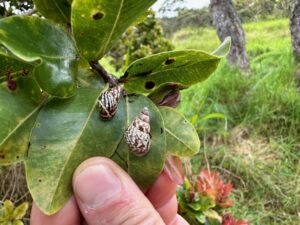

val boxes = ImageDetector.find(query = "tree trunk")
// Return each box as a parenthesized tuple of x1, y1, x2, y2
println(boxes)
(291, 0, 300, 62)
(210, 0, 250, 72)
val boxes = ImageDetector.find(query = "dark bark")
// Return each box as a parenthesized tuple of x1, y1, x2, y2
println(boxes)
(291, 0, 300, 62)
(210, 0, 250, 72)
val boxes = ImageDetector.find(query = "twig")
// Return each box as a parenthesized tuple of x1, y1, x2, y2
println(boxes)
(89, 61, 118, 87)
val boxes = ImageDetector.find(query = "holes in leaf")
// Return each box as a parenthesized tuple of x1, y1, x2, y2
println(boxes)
(145, 81, 155, 90)
(92, 12, 104, 20)
(165, 58, 175, 65)
(38, 179, 42, 183)
(16, 155, 20, 159)
(0, 154, 5, 159)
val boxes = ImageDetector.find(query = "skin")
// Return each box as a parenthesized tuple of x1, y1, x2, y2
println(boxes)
(30, 157, 189, 225)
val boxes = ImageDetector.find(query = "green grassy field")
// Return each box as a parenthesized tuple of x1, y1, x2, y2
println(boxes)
(173, 19, 300, 224)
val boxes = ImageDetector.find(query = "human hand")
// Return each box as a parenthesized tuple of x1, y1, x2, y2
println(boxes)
(30, 157, 189, 225)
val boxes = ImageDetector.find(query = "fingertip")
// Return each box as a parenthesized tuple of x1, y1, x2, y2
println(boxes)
(72, 157, 164, 225)
(30, 197, 81, 225)
(146, 170, 178, 209)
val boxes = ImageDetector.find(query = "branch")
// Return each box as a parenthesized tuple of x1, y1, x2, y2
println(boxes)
(89, 61, 118, 87)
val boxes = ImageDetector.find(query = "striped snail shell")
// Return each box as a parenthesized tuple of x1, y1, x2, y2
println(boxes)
(98, 85, 122, 120)
(125, 107, 151, 157)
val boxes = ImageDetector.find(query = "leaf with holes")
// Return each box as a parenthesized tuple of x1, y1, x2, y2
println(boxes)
(33, 0, 72, 24)
(0, 16, 77, 98)
(0, 78, 45, 165)
(120, 38, 232, 94)
(71, 0, 156, 61)
(0, 49, 33, 80)
(160, 107, 200, 157)
(25, 87, 166, 214)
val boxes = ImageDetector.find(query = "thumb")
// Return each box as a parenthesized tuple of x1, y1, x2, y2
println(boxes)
(72, 157, 165, 225)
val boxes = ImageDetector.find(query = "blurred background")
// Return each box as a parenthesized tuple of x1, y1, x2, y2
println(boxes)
(0, 0, 299, 224)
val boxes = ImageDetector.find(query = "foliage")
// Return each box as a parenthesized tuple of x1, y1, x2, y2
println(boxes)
(222, 214, 249, 225)
(0, 0, 230, 216)
(0, 200, 28, 225)
(0, 0, 33, 17)
(108, 11, 174, 72)
(177, 169, 249, 225)
(160, 7, 213, 36)
(234, 0, 292, 22)
(198, 169, 233, 209)
(175, 19, 300, 224)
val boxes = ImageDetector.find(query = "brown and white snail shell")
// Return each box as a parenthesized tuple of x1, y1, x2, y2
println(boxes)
(125, 107, 151, 156)
(98, 85, 122, 120)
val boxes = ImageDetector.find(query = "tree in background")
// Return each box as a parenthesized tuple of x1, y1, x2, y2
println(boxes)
(160, 8, 213, 36)
(108, 11, 174, 72)
(290, 0, 300, 84)
(234, 0, 291, 22)
(210, 0, 250, 72)
(291, 0, 300, 62)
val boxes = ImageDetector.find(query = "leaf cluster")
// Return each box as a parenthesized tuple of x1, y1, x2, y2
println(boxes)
(177, 170, 249, 225)
(108, 10, 174, 72)
(0, 0, 230, 215)
(0, 200, 28, 225)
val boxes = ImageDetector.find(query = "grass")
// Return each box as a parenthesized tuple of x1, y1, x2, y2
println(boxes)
(174, 19, 300, 224)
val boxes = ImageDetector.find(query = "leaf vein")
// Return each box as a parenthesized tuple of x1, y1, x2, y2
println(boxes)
(96, 0, 124, 58)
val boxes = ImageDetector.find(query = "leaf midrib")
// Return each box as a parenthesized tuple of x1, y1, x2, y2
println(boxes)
(96, 0, 124, 58)
(0, 100, 45, 147)
(165, 127, 194, 152)
(47, 91, 101, 209)
(127, 58, 219, 81)
(53, 0, 69, 22)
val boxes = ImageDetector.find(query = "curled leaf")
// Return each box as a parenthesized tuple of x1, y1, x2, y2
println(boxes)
(0, 16, 77, 98)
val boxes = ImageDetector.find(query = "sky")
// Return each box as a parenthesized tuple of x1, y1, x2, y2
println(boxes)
(152, 0, 210, 12)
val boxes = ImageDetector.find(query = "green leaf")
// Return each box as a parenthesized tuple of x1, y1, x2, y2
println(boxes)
(203, 209, 222, 223)
(0, 53, 32, 80)
(33, 0, 72, 24)
(13, 220, 24, 225)
(0, 78, 45, 165)
(12, 203, 28, 220)
(26, 88, 166, 214)
(188, 195, 215, 211)
(121, 50, 221, 94)
(2, 200, 14, 221)
(0, 16, 77, 98)
(198, 113, 225, 123)
(159, 107, 200, 157)
(71, 0, 156, 61)
(113, 95, 166, 191)
(195, 212, 206, 223)
(205, 217, 222, 225)
(211, 37, 231, 58)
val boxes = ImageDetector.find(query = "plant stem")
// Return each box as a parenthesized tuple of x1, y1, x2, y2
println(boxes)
(89, 61, 118, 87)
